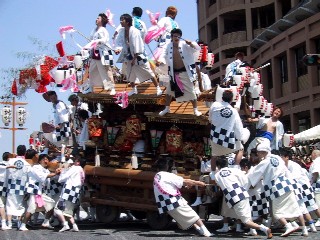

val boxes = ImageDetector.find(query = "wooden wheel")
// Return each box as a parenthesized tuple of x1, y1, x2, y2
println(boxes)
(146, 211, 172, 230)
(96, 204, 120, 223)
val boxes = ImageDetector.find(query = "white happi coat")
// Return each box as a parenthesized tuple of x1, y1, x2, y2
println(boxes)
(153, 171, 187, 214)
(209, 101, 244, 149)
(247, 166, 269, 217)
(287, 160, 317, 210)
(256, 117, 284, 150)
(116, 27, 147, 65)
(0, 161, 8, 197)
(309, 156, 320, 193)
(25, 164, 50, 195)
(248, 154, 294, 201)
(90, 27, 113, 66)
(157, 17, 179, 48)
(6, 157, 31, 196)
(53, 101, 70, 125)
(164, 41, 200, 83)
(58, 165, 85, 204)
(215, 167, 249, 208)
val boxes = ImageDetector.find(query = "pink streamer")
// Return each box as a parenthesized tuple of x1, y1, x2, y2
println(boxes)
(105, 9, 115, 27)
(60, 73, 78, 92)
(146, 10, 161, 25)
(59, 26, 75, 39)
(35, 195, 45, 208)
(174, 73, 184, 92)
(145, 26, 166, 44)
(113, 91, 128, 109)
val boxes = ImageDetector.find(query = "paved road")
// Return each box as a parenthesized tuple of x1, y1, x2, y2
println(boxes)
(2, 218, 320, 240)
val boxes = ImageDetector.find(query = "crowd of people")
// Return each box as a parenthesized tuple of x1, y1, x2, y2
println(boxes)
(0, 145, 85, 232)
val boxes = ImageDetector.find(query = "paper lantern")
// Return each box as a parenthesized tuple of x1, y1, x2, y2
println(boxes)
(1, 106, 12, 126)
(16, 106, 27, 126)
(194, 49, 202, 63)
(253, 96, 264, 111)
(233, 75, 245, 88)
(251, 84, 263, 98)
(265, 103, 274, 117)
(215, 85, 230, 102)
(283, 134, 294, 147)
(205, 52, 214, 69)
(73, 55, 83, 69)
(229, 85, 239, 102)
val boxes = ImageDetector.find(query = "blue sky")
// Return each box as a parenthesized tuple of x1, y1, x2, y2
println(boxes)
(0, 0, 198, 154)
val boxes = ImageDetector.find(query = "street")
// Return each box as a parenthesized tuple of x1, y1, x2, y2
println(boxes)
(2, 217, 320, 240)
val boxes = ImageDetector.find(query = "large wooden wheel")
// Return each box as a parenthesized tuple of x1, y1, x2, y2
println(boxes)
(96, 204, 120, 223)
(146, 211, 172, 230)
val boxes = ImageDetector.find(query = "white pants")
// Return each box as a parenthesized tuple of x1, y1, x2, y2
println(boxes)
(89, 59, 114, 88)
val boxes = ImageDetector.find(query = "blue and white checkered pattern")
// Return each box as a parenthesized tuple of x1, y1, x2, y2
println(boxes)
(7, 178, 25, 196)
(102, 50, 114, 66)
(156, 194, 182, 214)
(25, 182, 40, 195)
(312, 182, 320, 192)
(210, 124, 236, 149)
(47, 179, 62, 196)
(188, 63, 197, 78)
(0, 182, 7, 197)
(136, 53, 148, 65)
(61, 185, 81, 204)
(301, 183, 316, 210)
(53, 122, 71, 142)
(250, 193, 269, 217)
(263, 176, 293, 201)
(292, 179, 303, 201)
(222, 183, 249, 208)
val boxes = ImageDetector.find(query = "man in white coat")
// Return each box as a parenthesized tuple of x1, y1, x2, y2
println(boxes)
(247, 142, 306, 237)
(158, 28, 202, 116)
(54, 158, 85, 232)
(247, 107, 284, 154)
(6, 145, 31, 229)
(115, 14, 162, 96)
(88, 13, 116, 95)
(209, 90, 245, 170)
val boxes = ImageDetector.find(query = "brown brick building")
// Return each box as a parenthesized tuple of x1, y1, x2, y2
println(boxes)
(197, 0, 320, 134)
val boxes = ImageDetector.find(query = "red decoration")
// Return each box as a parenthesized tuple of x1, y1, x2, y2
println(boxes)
(35, 84, 47, 93)
(56, 41, 65, 57)
(119, 139, 134, 152)
(88, 117, 103, 137)
(201, 43, 208, 63)
(19, 68, 37, 84)
(11, 79, 18, 95)
(166, 126, 183, 153)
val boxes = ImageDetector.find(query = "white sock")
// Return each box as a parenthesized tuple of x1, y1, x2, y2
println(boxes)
(7, 220, 12, 226)
(20, 223, 26, 228)
(285, 222, 292, 229)
(195, 197, 201, 202)
(259, 224, 268, 232)
(223, 223, 229, 228)
(63, 221, 69, 226)
(73, 223, 77, 227)
(200, 225, 210, 235)
(43, 219, 49, 225)
(1, 220, 6, 226)
(165, 106, 170, 111)
(194, 107, 198, 111)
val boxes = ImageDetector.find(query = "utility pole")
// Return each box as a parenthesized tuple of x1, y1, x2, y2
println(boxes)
(0, 96, 28, 153)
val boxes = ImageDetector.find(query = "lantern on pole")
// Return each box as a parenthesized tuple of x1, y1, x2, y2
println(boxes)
(16, 106, 27, 127)
(1, 106, 12, 126)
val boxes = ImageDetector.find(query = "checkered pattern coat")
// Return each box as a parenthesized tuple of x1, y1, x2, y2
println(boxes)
(6, 157, 30, 196)
(0, 162, 8, 197)
(153, 172, 187, 214)
(209, 101, 244, 150)
(90, 26, 113, 66)
(45, 177, 62, 196)
(61, 185, 81, 204)
(215, 168, 249, 208)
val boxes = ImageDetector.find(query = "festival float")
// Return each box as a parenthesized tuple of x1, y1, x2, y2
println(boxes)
(8, 9, 276, 229)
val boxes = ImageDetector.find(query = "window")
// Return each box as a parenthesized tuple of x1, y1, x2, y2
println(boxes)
(266, 62, 273, 89)
(210, 21, 218, 41)
(295, 45, 307, 77)
(279, 55, 288, 83)
(209, 0, 216, 6)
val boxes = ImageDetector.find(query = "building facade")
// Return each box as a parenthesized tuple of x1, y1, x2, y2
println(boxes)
(197, 0, 320, 134)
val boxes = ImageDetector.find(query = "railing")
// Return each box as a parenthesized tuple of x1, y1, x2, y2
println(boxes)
(222, 31, 247, 45)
